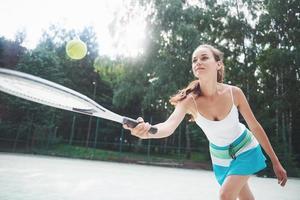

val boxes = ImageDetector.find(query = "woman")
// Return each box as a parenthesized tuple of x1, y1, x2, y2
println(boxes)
(123, 44, 287, 200)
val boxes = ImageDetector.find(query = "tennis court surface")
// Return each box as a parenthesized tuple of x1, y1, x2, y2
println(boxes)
(0, 153, 299, 200)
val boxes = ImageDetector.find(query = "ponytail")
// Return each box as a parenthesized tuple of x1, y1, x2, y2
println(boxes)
(169, 80, 201, 106)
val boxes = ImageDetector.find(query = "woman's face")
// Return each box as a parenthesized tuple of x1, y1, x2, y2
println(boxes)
(192, 47, 221, 80)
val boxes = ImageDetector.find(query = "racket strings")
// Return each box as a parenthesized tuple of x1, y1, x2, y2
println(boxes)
(0, 69, 124, 124)
(0, 75, 95, 110)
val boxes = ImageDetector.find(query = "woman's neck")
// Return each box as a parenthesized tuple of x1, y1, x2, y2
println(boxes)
(199, 79, 221, 98)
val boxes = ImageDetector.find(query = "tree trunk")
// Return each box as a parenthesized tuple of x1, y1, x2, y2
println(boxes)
(288, 110, 292, 154)
(281, 112, 287, 157)
(275, 73, 279, 139)
(280, 70, 288, 157)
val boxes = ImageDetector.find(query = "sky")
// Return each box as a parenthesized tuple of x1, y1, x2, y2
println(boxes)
(0, 0, 147, 57)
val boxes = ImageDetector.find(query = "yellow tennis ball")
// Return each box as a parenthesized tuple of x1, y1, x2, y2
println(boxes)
(66, 39, 87, 60)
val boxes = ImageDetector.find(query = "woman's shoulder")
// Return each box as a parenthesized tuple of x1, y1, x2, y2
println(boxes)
(221, 83, 245, 106)
(221, 83, 242, 93)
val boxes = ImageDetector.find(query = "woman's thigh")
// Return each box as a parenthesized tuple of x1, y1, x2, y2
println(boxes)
(219, 175, 250, 200)
(238, 183, 255, 200)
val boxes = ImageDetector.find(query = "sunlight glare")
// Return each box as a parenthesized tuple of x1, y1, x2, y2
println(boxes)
(0, 0, 148, 58)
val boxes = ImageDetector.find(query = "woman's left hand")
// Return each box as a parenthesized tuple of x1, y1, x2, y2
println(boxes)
(272, 161, 287, 187)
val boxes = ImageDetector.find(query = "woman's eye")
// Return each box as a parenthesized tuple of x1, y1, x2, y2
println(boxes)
(192, 59, 197, 63)
(201, 57, 208, 60)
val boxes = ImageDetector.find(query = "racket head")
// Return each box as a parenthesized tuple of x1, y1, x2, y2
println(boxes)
(0, 68, 123, 123)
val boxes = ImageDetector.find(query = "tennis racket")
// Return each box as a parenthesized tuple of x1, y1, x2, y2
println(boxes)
(0, 68, 157, 134)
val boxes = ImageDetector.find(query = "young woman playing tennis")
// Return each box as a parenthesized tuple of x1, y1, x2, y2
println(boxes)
(124, 44, 287, 200)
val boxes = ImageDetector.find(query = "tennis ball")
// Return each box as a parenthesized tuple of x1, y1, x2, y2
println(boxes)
(66, 39, 87, 60)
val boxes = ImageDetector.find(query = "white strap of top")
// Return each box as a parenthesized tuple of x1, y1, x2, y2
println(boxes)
(230, 86, 234, 105)
(190, 95, 199, 113)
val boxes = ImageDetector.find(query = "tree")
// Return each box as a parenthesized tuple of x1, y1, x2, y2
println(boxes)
(254, 0, 300, 175)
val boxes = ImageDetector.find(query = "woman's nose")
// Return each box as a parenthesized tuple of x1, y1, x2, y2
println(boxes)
(196, 59, 202, 65)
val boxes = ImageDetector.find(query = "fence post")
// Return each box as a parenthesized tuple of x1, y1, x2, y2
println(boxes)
(13, 125, 22, 152)
(94, 118, 100, 149)
(119, 128, 124, 153)
(69, 115, 76, 145)
(26, 116, 34, 152)
(92, 118, 100, 159)
(178, 123, 182, 159)
(147, 116, 152, 161)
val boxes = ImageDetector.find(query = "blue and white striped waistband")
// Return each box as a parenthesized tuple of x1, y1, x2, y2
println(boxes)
(209, 129, 258, 166)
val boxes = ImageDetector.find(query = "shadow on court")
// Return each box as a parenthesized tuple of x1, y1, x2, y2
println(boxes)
(0, 153, 299, 200)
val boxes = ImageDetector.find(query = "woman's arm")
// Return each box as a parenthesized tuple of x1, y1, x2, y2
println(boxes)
(233, 86, 287, 186)
(150, 99, 190, 139)
(123, 96, 193, 139)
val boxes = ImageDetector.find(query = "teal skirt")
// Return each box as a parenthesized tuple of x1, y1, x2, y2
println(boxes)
(210, 130, 267, 185)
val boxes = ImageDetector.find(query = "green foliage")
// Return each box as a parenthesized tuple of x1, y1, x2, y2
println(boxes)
(94, 56, 125, 88)
(0, 0, 299, 175)
(112, 0, 300, 174)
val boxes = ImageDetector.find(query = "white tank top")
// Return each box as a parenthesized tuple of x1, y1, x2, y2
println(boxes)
(191, 86, 246, 146)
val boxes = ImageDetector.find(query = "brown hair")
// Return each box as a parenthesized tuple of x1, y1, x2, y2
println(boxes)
(169, 44, 225, 119)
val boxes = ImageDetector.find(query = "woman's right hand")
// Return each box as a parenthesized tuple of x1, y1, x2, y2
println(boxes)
(123, 117, 152, 139)
(272, 161, 288, 187)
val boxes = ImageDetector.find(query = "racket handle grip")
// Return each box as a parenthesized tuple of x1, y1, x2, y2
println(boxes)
(123, 117, 158, 134)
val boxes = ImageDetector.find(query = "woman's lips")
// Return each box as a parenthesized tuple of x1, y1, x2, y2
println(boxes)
(195, 67, 205, 71)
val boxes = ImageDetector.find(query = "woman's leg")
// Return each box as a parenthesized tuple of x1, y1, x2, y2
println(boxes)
(219, 175, 250, 200)
(238, 183, 255, 200)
